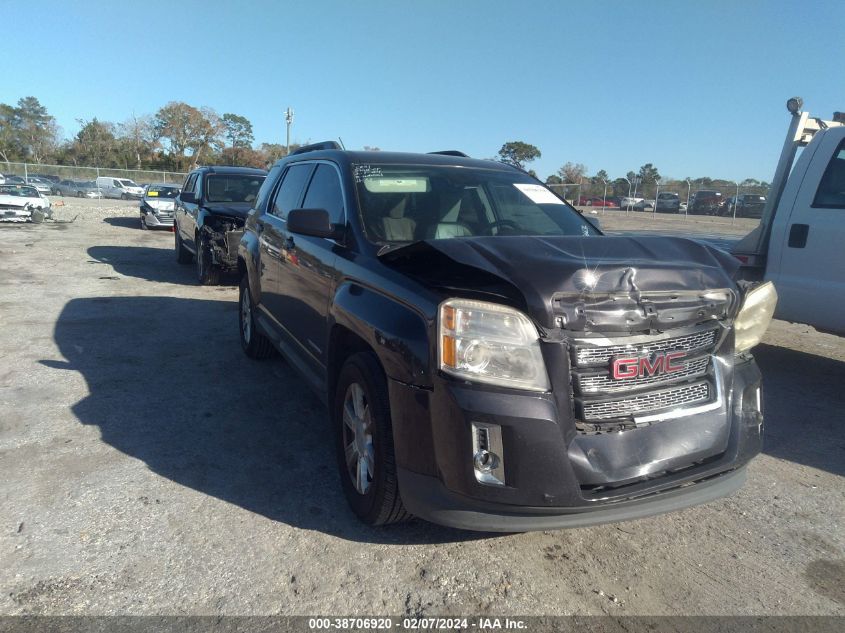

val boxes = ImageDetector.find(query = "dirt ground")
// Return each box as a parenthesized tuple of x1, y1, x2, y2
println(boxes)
(0, 199, 842, 616)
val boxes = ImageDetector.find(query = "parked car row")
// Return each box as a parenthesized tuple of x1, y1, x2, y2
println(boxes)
(133, 144, 774, 533)
(0, 173, 151, 200)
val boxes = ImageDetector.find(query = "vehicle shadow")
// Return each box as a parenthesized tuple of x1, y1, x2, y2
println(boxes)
(43, 295, 494, 544)
(88, 244, 240, 286)
(102, 216, 143, 229)
(754, 343, 845, 476)
(87, 245, 198, 285)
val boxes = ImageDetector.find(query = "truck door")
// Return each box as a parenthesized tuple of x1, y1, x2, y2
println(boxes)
(277, 163, 343, 373)
(767, 129, 845, 333)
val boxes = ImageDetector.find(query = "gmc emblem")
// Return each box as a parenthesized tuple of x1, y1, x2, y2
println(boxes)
(611, 351, 686, 380)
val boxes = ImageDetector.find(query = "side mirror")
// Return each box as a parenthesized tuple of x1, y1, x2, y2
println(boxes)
(585, 216, 602, 231)
(287, 208, 343, 240)
(180, 191, 196, 204)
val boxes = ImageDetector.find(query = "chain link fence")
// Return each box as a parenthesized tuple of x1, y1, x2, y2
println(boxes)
(1, 162, 187, 187)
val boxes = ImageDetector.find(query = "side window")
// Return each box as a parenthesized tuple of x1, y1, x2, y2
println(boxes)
(813, 141, 845, 209)
(253, 164, 283, 213)
(301, 164, 345, 224)
(270, 163, 313, 219)
(182, 174, 197, 193)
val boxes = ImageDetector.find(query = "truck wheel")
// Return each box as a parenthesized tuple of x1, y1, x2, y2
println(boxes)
(175, 227, 192, 264)
(140, 215, 148, 230)
(196, 235, 220, 285)
(238, 274, 274, 359)
(334, 352, 410, 526)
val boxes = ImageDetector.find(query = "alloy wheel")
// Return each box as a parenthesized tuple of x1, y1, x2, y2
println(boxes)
(241, 287, 252, 344)
(342, 382, 374, 495)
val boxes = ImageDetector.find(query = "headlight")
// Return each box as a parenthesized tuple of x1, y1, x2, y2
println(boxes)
(734, 281, 777, 353)
(439, 299, 550, 391)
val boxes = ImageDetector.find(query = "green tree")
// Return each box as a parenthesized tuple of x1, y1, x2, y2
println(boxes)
(14, 97, 59, 164)
(612, 177, 630, 197)
(546, 174, 563, 185)
(0, 103, 19, 164)
(222, 113, 254, 165)
(74, 118, 117, 166)
(497, 141, 541, 169)
(638, 163, 660, 185)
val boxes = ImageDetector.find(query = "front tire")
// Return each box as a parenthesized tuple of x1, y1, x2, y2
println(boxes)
(238, 274, 275, 359)
(121, 193, 129, 200)
(334, 352, 410, 526)
(140, 215, 148, 230)
(195, 234, 220, 285)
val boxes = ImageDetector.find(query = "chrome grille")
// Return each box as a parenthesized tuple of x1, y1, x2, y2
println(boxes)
(577, 356, 710, 394)
(574, 329, 718, 367)
(581, 381, 711, 421)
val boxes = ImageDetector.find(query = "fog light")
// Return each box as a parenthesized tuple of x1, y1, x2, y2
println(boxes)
(471, 422, 505, 486)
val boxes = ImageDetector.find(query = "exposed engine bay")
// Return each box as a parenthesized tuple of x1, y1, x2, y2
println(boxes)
(200, 214, 245, 268)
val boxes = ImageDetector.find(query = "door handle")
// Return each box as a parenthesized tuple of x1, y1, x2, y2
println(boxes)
(788, 224, 809, 248)
(259, 237, 282, 259)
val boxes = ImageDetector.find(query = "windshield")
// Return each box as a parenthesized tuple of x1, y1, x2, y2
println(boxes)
(204, 174, 264, 203)
(353, 164, 598, 244)
(0, 185, 39, 197)
(145, 185, 180, 199)
(119, 179, 138, 187)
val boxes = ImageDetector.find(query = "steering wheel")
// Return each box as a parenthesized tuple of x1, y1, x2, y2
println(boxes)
(487, 220, 521, 235)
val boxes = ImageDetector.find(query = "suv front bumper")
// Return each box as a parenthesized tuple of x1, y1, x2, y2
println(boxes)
(389, 358, 762, 531)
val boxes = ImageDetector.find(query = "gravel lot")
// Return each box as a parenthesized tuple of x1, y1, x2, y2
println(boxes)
(0, 199, 843, 617)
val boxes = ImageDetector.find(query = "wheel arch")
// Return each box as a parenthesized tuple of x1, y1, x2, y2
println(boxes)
(329, 282, 433, 390)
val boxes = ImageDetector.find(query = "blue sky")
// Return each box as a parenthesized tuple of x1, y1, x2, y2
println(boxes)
(3, 0, 843, 181)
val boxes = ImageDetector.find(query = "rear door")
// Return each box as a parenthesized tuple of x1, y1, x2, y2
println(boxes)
(767, 129, 845, 333)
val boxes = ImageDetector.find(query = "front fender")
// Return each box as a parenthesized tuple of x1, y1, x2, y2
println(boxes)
(238, 228, 262, 304)
(331, 281, 432, 387)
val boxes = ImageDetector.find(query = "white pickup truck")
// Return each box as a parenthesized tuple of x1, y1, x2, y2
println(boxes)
(733, 98, 845, 335)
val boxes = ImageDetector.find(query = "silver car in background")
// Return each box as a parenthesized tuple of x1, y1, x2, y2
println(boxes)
(52, 180, 104, 198)
(24, 177, 53, 195)
(139, 183, 180, 229)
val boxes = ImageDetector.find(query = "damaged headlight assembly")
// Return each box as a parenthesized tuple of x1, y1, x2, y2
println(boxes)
(439, 299, 550, 391)
(734, 281, 778, 353)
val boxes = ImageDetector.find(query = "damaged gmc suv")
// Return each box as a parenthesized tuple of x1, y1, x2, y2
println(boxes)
(174, 166, 266, 284)
(237, 142, 776, 531)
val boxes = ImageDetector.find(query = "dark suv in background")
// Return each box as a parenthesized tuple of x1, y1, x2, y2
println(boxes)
(690, 190, 723, 215)
(236, 142, 772, 531)
(174, 166, 266, 284)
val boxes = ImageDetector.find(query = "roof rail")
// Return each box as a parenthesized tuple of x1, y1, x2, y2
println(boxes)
(428, 150, 469, 157)
(290, 141, 343, 156)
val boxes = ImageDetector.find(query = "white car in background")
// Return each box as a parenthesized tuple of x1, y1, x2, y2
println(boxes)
(95, 176, 145, 199)
(619, 196, 644, 208)
(0, 184, 52, 221)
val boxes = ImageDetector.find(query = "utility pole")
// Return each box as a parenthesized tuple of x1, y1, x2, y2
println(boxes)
(284, 107, 294, 155)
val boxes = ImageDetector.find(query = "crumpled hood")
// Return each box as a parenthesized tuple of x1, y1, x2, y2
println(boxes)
(380, 235, 742, 332)
(143, 199, 175, 211)
(202, 202, 252, 219)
